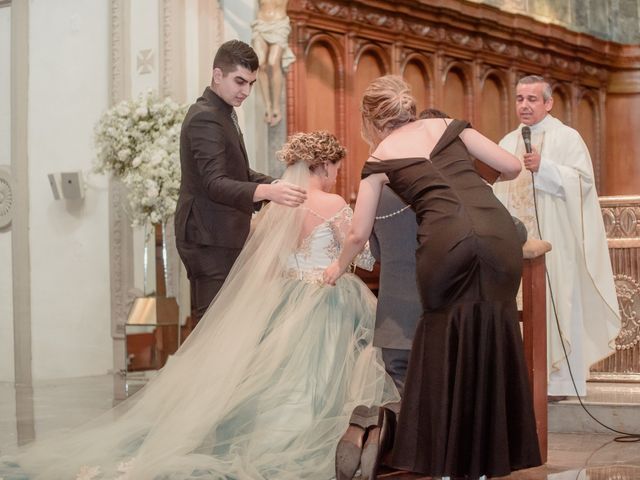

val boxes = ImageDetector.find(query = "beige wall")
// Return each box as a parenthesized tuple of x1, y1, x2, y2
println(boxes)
(0, 5, 14, 382)
(28, 0, 112, 380)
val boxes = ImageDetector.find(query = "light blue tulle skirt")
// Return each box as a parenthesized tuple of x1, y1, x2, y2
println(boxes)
(1, 274, 397, 479)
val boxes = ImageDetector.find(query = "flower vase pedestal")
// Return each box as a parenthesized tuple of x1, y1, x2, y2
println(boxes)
(125, 223, 180, 372)
(152, 222, 180, 367)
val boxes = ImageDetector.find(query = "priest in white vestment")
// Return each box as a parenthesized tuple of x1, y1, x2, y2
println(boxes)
(493, 75, 620, 397)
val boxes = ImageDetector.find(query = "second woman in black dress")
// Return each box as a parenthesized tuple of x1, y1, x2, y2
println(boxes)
(324, 75, 542, 479)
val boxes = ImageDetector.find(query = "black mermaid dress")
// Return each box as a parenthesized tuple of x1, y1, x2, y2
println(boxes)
(362, 120, 542, 478)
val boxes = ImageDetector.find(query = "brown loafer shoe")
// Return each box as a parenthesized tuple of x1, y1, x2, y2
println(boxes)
(360, 407, 396, 480)
(335, 405, 381, 480)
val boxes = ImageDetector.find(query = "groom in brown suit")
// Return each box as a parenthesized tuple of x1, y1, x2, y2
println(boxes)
(175, 40, 305, 324)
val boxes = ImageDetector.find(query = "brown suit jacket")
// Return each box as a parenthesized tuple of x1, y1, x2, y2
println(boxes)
(175, 87, 273, 249)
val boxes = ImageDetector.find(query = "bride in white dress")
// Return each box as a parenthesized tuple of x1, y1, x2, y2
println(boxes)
(2, 131, 398, 480)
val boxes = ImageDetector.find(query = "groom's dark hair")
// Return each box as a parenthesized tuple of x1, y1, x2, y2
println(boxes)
(213, 40, 260, 74)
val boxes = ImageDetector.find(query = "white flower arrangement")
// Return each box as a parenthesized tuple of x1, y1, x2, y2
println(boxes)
(94, 90, 187, 226)
(122, 126, 182, 226)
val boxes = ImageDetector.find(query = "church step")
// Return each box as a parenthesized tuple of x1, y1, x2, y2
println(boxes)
(548, 382, 640, 434)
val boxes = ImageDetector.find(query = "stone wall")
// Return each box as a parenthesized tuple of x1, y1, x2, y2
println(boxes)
(469, 0, 640, 44)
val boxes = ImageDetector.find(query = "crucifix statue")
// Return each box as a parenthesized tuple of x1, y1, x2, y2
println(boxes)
(251, 0, 296, 127)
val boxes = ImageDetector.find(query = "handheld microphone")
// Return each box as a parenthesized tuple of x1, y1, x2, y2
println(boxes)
(521, 126, 532, 154)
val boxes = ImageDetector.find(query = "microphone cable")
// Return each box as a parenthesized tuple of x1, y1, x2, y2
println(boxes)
(530, 171, 640, 443)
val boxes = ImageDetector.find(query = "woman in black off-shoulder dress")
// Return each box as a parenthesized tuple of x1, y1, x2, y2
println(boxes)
(324, 75, 542, 479)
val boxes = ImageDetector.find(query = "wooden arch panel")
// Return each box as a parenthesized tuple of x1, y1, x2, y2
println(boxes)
(442, 66, 469, 121)
(479, 74, 508, 143)
(347, 49, 387, 201)
(402, 57, 431, 114)
(577, 92, 599, 183)
(551, 86, 570, 125)
(305, 41, 339, 134)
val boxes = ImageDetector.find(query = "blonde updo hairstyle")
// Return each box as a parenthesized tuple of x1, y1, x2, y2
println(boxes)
(278, 131, 346, 174)
(361, 75, 417, 146)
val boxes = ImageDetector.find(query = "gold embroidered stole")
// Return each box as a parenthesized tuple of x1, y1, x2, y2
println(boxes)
(505, 130, 545, 240)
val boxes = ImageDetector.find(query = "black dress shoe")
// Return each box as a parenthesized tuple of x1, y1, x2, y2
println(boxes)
(335, 405, 381, 480)
(359, 407, 396, 480)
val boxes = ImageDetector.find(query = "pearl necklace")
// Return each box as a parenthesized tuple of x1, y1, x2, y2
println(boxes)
(375, 205, 411, 220)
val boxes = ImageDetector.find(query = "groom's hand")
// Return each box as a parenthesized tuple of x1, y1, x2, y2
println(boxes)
(254, 182, 307, 207)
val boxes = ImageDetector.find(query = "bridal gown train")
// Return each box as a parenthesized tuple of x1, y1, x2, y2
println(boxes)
(1, 163, 398, 479)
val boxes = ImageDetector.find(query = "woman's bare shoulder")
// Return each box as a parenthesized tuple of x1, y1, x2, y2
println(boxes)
(305, 192, 347, 215)
(324, 192, 347, 208)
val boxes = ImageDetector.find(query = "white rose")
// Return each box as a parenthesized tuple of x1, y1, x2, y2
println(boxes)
(116, 104, 130, 116)
(146, 180, 159, 198)
(117, 148, 131, 161)
(135, 106, 148, 118)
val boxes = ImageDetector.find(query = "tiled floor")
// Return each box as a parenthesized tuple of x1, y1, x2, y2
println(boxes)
(1, 375, 639, 479)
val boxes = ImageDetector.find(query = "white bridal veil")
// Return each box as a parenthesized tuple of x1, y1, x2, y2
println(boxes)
(4, 159, 396, 479)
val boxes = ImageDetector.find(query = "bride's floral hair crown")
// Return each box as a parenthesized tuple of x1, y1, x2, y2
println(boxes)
(278, 131, 346, 168)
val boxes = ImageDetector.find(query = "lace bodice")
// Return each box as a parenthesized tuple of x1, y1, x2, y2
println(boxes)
(284, 206, 374, 284)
